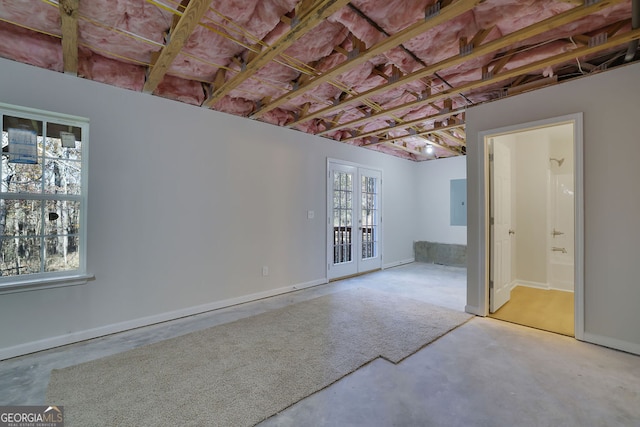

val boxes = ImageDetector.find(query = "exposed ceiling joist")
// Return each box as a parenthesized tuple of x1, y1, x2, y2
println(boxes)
(250, 0, 482, 118)
(381, 141, 429, 157)
(434, 129, 466, 147)
(370, 122, 465, 145)
(340, 107, 466, 142)
(290, 0, 628, 127)
(58, 0, 79, 76)
(143, 0, 212, 94)
(2, 0, 637, 161)
(380, 136, 461, 157)
(318, 26, 640, 135)
(202, 0, 351, 107)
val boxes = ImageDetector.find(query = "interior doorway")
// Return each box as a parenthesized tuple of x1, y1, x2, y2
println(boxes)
(327, 160, 382, 280)
(485, 120, 580, 337)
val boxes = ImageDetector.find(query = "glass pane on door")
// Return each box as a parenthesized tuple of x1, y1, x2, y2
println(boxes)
(361, 175, 378, 260)
(333, 171, 353, 264)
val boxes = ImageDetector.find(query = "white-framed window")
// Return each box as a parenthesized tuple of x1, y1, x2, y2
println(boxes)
(0, 102, 89, 291)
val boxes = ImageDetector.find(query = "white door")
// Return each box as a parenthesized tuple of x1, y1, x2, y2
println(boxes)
(358, 168, 382, 273)
(490, 139, 514, 312)
(327, 162, 382, 280)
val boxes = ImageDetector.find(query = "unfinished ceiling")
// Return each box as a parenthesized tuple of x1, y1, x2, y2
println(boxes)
(0, 0, 638, 160)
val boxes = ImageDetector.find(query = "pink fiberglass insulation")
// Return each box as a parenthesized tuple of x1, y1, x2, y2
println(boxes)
(155, 74, 206, 106)
(230, 19, 348, 96)
(212, 96, 257, 117)
(169, 25, 241, 80)
(0, 22, 63, 71)
(80, 0, 172, 44)
(510, 2, 632, 50)
(473, 0, 573, 34)
(78, 1, 172, 64)
(0, 0, 61, 36)
(260, 108, 296, 126)
(349, 0, 432, 34)
(210, 0, 298, 43)
(230, 62, 298, 100)
(78, 49, 145, 91)
(0, 0, 635, 160)
(327, 7, 386, 48)
(175, 0, 313, 85)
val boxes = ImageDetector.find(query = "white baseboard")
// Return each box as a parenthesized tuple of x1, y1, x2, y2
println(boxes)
(516, 280, 549, 290)
(383, 258, 415, 269)
(582, 332, 640, 356)
(515, 280, 574, 293)
(0, 278, 328, 361)
(465, 305, 483, 316)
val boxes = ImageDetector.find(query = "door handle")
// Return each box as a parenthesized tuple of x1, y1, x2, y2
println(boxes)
(509, 229, 515, 235)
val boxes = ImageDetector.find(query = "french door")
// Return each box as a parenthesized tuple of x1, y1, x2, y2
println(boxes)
(327, 161, 382, 280)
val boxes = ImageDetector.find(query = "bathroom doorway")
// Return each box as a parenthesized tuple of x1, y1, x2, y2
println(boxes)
(487, 121, 578, 336)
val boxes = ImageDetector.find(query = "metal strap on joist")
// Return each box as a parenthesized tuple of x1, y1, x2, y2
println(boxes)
(347, 46, 360, 60)
(425, 1, 441, 20)
(460, 43, 473, 56)
(482, 70, 493, 80)
(585, 0, 602, 6)
(589, 33, 608, 47)
(389, 65, 402, 83)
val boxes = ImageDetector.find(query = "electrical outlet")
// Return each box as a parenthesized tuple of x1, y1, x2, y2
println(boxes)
(262, 266, 269, 276)
(307, 210, 314, 219)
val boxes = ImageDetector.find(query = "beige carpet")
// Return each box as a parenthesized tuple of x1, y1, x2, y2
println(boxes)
(47, 288, 471, 426)
(490, 286, 574, 336)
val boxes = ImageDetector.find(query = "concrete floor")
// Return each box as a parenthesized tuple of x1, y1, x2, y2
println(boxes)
(1, 263, 639, 426)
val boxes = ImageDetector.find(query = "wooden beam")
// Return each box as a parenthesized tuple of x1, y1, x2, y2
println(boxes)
(289, 0, 627, 127)
(378, 137, 462, 157)
(507, 75, 558, 95)
(203, 0, 350, 107)
(317, 27, 640, 134)
(490, 49, 517, 75)
(59, 0, 79, 75)
(143, 0, 212, 94)
(340, 107, 466, 142)
(470, 26, 495, 48)
(380, 141, 429, 157)
(372, 122, 465, 145)
(434, 129, 466, 146)
(250, 0, 483, 118)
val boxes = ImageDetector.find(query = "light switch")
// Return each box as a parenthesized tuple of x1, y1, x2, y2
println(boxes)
(307, 210, 315, 219)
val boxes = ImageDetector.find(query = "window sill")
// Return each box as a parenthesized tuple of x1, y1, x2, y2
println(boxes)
(0, 274, 95, 295)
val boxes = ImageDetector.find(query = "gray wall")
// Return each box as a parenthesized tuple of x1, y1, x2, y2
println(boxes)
(0, 58, 418, 359)
(513, 130, 549, 285)
(466, 61, 640, 355)
(416, 155, 467, 245)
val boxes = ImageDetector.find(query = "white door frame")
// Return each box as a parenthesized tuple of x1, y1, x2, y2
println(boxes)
(475, 113, 584, 340)
(327, 158, 383, 280)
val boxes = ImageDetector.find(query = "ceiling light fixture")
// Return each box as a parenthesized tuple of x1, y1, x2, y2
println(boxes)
(426, 144, 434, 154)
